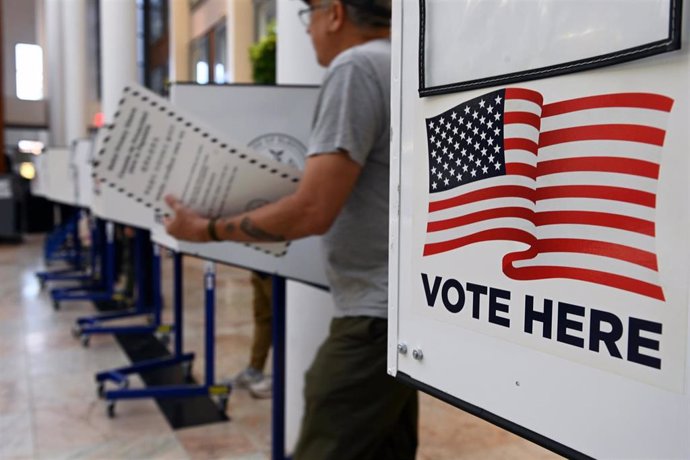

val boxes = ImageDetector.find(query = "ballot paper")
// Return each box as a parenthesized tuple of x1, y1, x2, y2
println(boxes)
(92, 84, 302, 255)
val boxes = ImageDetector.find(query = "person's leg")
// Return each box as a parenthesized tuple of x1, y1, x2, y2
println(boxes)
(293, 317, 418, 460)
(235, 272, 273, 388)
(249, 272, 272, 371)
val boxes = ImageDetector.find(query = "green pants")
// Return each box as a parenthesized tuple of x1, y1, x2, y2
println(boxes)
(250, 272, 273, 372)
(294, 317, 418, 460)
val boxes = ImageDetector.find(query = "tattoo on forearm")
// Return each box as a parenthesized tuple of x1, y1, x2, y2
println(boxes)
(224, 221, 235, 235)
(239, 217, 285, 242)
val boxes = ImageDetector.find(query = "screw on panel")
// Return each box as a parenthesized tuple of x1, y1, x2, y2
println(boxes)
(397, 343, 408, 355)
(412, 349, 423, 361)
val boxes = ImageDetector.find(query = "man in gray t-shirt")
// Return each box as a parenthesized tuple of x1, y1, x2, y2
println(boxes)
(164, 1, 418, 458)
(309, 37, 391, 319)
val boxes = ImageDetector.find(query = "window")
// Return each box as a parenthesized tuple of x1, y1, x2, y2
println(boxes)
(189, 19, 226, 84)
(213, 23, 227, 84)
(190, 35, 210, 84)
(15, 44, 43, 101)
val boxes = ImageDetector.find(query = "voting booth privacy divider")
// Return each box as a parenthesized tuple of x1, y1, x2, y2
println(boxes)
(32, 140, 96, 210)
(389, 1, 689, 458)
(152, 83, 327, 288)
(88, 82, 326, 287)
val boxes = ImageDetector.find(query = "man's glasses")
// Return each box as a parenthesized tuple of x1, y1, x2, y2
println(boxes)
(298, 3, 330, 27)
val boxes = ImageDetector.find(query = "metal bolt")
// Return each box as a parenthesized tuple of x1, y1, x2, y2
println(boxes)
(397, 343, 408, 355)
(412, 349, 423, 361)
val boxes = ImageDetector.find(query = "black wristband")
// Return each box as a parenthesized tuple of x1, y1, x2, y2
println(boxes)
(208, 217, 221, 242)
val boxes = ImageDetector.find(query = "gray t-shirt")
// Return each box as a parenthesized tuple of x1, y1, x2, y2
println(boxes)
(308, 38, 391, 319)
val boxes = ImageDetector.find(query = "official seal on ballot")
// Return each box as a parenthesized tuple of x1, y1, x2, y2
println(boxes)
(248, 133, 307, 170)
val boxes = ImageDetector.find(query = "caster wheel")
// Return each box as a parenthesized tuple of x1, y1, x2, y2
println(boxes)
(97, 382, 105, 398)
(157, 333, 170, 347)
(81, 335, 90, 348)
(216, 396, 228, 413)
(182, 362, 193, 382)
(71, 325, 82, 339)
(107, 401, 116, 418)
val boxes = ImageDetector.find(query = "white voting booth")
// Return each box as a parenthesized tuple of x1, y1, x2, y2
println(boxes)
(390, 1, 688, 458)
(30, 153, 47, 198)
(73, 138, 94, 209)
(91, 81, 330, 455)
(90, 127, 164, 230)
(41, 147, 77, 206)
(150, 83, 328, 288)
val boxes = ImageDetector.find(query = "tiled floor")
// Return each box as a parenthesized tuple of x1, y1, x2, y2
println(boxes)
(0, 235, 561, 459)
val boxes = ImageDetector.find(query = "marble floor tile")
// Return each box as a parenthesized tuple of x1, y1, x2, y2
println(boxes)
(0, 412, 34, 459)
(27, 342, 129, 377)
(47, 433, 189, 460)
(33, 399, 170, 456)
(175, 421, 258, 460)
(0, 377, 31, 415)
(29, 369, 103, 408)
(0, 354, 28, 382)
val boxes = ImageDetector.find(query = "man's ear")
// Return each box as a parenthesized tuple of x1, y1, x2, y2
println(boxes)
(326, 0, 346, 32)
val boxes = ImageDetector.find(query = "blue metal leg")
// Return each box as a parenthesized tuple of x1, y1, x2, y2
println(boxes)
(75, 240, 173, 345)
(50, 220, 116, 308)
(96, 251, 231, 418)
(173, 252, 183, 356)
(37, 211, 85, 280)
(204, 261, 216, 387)
(271, 276, 287, 460)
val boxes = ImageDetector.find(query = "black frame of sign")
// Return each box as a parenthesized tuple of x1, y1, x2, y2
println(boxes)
(418, 0, 684, 97)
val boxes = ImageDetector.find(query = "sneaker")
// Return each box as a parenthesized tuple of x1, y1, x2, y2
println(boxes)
(232, 366, 264, 388)
(249, 376, 272, 399)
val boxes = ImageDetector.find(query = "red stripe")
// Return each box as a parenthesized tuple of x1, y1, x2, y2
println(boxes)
(503, 262, 664, 301)
(506, 163, 536, 179)
(423, 228, 534, 256)
(429, 185, 535, 213)
(536, 185, 656, 208)
(504, 112, 541, 129)
(542, 93, 674, 117)
(427, 206, 533, 232)
(533, 238, 658, 271)
(505, 88, 544, 106)
(504, 138, 538, 154)
(540, 124, 667, 147)
(537, 157, 660, 179)
(534, 211, 655, 236)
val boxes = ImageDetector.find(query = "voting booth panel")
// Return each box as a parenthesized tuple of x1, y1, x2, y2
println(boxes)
(30, 154, 47, 198)
(149, 83, 328, 288)
(390, 1, 689, 458)
(43, 148, 78, 206)
(90, 128, 160, 229)
(73, 138, 94, 209)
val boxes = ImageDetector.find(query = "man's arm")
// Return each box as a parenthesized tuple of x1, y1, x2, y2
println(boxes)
(163, 151, 362, 243)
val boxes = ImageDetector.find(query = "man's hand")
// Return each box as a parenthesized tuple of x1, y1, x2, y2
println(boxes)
(163, 195, 210, 242)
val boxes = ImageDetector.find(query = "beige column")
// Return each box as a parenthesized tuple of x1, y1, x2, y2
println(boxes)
(169, 0, 191, 82)
(44, 0, 66, 146)
(226, 0, 254, 83)
(61, 0, 89, 143)
(99, 0, 137, 124)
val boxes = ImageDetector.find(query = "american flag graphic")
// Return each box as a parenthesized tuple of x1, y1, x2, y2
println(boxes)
(423, 88, 674, 301)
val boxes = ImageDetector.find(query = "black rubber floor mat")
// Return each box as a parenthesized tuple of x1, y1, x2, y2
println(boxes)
(112, 331, 230, 429)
